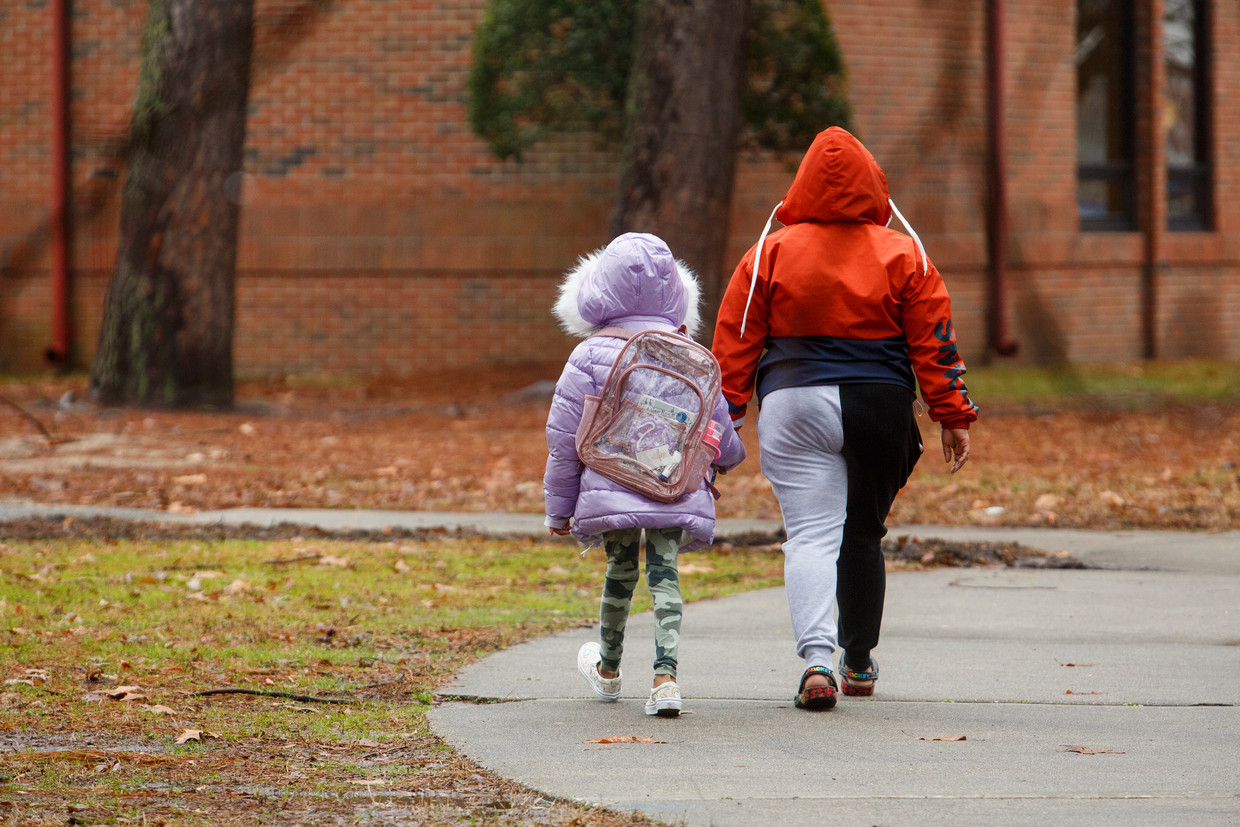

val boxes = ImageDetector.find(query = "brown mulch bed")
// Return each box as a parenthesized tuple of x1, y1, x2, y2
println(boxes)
(2, 366, 1237, 531)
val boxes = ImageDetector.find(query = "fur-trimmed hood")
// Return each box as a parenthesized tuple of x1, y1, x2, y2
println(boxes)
(553, 232, 703, 338)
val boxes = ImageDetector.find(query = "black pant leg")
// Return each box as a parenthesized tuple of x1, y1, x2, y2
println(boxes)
(837, 384, 923, 665)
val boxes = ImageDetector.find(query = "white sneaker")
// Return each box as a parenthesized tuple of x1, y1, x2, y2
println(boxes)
(577, 642, 621, 701)
(645, 680, 682, 717)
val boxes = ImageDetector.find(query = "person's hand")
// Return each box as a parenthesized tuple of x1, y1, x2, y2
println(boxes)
(549, 522, 572, 536)
(941, 428, 970, 474)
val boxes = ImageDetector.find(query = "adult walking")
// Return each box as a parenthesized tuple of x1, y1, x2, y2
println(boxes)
(711, 127, 978, 710)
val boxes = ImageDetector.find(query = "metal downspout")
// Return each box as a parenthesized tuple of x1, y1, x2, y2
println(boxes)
(985, 0, 1018, 357)
(47, 0, 71, 365)
(1140, 0, 1160, 359)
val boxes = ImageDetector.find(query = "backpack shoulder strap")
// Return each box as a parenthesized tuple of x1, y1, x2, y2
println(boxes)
(590, 326, 635, 340)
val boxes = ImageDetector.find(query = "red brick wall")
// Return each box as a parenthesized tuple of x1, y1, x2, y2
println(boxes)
(3, 0, 1238, 377)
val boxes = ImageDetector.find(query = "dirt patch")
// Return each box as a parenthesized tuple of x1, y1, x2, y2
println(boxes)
(0, 515, 1089, 572)
(0, 734, 651, 826)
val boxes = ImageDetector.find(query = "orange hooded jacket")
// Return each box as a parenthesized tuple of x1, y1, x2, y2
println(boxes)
(711, 127, 978, 430)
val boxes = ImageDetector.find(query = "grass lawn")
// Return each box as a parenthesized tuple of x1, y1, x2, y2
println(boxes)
(1, 533, 784, 825)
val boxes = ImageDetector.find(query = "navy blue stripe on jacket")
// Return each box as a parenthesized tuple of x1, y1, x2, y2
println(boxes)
(756, 336, 916, 403)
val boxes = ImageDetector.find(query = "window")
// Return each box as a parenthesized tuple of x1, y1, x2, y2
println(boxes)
(1076, 0, 1137, 231)
(1165, 0, 1212, 231)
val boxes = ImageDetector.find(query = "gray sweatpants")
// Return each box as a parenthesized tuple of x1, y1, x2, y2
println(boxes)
(757, 386, 849, 671)
(758, 382, 922, 673)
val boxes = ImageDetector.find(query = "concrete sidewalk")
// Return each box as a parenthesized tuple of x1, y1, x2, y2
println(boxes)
(426, 523, 1240, 826)
(3, 501, 1239, 824)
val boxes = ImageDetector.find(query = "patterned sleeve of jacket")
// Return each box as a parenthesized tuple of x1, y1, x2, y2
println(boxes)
(900, 260, 979, 429)
(710, 246, 767, 429)
(542, 349, 593, 527)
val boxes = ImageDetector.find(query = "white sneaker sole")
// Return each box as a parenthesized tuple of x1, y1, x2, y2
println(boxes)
(645, 684, 682, 717)
(645, 698, 681, 717)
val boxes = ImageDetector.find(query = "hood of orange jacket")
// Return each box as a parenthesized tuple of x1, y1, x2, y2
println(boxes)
(776, 127, 893, 228)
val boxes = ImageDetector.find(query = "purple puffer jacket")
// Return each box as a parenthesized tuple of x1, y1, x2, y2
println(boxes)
(543, 232, 746, 552)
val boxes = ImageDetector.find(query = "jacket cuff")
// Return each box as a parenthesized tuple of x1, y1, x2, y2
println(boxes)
(941, 418, 972, 430)
(544, 515, 570, 529)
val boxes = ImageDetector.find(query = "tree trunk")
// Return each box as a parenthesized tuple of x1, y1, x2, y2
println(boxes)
(90, 0, 254, 408)
(609, 0, 751, 339)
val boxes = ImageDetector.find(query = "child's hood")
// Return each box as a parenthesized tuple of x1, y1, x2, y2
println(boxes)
(553, 232, 702, 338)
(776, 126, 892, 227)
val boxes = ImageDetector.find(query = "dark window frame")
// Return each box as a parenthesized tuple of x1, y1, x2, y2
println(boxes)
(1166, 0, 1213, 232)
(1077, 0, 1139, 232)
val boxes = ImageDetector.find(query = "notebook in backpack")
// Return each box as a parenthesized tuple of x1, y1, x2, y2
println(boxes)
(575, 327, 722, 503)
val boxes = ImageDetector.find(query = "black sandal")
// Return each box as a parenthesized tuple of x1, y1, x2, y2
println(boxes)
(839, 657, 879, 697)
(794, 665, 837, 710)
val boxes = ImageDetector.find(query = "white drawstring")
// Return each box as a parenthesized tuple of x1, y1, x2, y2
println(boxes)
(739, 197, 924, 338)
(739, 201, 782, 339)
(887, 198, 927, 277)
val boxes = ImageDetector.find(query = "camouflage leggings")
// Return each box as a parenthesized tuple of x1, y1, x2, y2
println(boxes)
(598, 527, 682, 678)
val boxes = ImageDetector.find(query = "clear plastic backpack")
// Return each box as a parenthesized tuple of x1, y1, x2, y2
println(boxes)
(575, 328, 723, 503)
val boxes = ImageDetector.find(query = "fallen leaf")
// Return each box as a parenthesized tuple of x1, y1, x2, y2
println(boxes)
(1034, 493, 1060, 511)
(239, 423, 257, 436)
(172, 474, 208, 486)
(393, 560, 412, 574)
(918, 735, 967, 742)
(4, 679, 38, 687)
(678, 563, 715, 574)
(1098, 490, 1125, 508)
(1058, 745, 1123, 755)
(222, 579, 251, 596)
(106, 685, 145, 701)
(356, 738, 381, 748)
(348, 779, 387, 786)
(143, 704, 177, 715)
(176, 729, 203, 744)
(318, 556, 350, 568)
(582, 736, 668, 744)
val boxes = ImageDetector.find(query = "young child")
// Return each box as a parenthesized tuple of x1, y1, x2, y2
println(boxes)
(543, 232, 745, 717)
